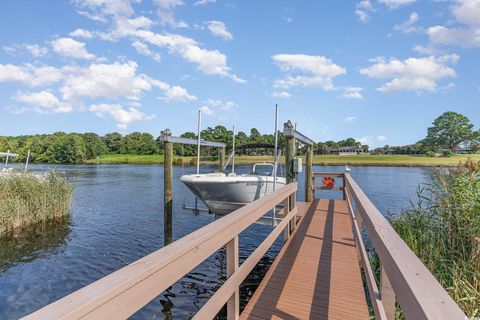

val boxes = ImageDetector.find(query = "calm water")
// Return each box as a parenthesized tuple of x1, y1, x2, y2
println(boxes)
(0, 164, 431, 319)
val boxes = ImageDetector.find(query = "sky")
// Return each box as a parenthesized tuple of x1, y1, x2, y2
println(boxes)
(0, 0, 479, 147)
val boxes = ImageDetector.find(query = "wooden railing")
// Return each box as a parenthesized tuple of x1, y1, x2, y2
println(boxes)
(25, 183, 298, 320)
(317, 171, 466, 320)
(312, 172, 346, 199)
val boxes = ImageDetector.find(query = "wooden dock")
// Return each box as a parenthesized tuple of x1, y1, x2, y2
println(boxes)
(241, 199, 369, 320)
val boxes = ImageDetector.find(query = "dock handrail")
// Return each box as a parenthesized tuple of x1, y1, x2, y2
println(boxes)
(25, 183, 298, 320)
(342, 172, 466, 319)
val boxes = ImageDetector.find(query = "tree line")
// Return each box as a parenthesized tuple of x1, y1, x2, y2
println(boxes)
(1, 112, 477, 164)
(0, 128, 285, 164)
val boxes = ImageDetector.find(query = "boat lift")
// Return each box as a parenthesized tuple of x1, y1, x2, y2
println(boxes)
(159, 111, 227, 214)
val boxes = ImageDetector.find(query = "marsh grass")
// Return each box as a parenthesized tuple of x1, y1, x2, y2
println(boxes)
(0, 172, 73, 237)
(390, 158, 480, 317)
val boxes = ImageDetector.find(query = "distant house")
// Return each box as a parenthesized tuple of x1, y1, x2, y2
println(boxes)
(327, 146, 368, 155)
(436, 148, 473, 155)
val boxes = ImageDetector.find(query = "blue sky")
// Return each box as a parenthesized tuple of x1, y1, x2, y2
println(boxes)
(0, 0, 478, 147)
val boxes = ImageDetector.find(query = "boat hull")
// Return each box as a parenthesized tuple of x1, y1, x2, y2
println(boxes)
(181, 173, 286, 215)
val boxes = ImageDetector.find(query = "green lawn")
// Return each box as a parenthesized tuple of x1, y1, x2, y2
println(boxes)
(87, 153, 480, 166)
(87, 154, 165, 164)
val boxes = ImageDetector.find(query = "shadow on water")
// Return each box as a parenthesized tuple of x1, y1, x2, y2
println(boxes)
(0, 218, 71, 272)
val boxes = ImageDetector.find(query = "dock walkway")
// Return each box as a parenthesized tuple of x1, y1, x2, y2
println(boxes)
(241, 199, 369, 320)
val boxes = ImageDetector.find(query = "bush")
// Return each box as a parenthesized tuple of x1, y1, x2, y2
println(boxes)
(393, 158, 480, 317)
(425, 150, 435, 157)
(443, 150, 453, 157)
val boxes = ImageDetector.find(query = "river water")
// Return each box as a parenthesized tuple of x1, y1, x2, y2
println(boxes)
(0, 164, 431, 319)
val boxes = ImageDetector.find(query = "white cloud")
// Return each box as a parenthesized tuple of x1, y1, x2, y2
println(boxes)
(378, 0, 416, 9)
(222, 101, 235, 110)
(205, 21, 233, 40)
(199, 105, 214, 115)
(356, 136, 374, 146)
(344, 116, 356, 125)
(51, 37, 95, 60)
(195, 0, 215, 5)
(426, 0, 480, 48)
(356, 135, 388, 146)
(271, 91, 291, 98)
(162, 86, 197, 102)
(453, 0, 480, 27)
(135, 30, 245, 82)
(355, 0, 373, 23)
(154, 0, 188, 28)
(72, 0, 135, 21)
(13, 90, 72, 113)
(359, 55, 459, 93)
(23, 44, 48, 57)
(3, 46, 16, 56)
(111, 16, 155, 38)
(204, 98, 235, 110)
(272, 54, 345, 90)
(89, 103, 154, 129)
(394, 12, 420, 34)
(131, 40, 161, 61)
(428, 25, 480, 47)
(0, 64, 63, 86)
(60, 61, 152, 102)
(341, 87, 363, 99)
(69, 28, 94, 39)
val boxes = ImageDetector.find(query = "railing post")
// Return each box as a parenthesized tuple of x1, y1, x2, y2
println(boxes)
(312, 176, 315, 199)
(305, 145, 313, 202)
(381, 265, 396, 320)
(342, 170, 349, 200)
(163, 132, 173, 246)
(226, 236, 239, 320)
(284, 196, 291, 241)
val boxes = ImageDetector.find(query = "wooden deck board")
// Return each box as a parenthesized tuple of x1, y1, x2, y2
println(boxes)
(240, 199, 369, 320)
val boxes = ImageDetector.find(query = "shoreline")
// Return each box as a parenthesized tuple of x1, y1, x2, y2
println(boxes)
(9, 154, 477, 168)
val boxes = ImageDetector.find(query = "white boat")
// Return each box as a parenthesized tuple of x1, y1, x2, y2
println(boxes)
(180, 105, 284, 215)
(181, 163, 286, 215)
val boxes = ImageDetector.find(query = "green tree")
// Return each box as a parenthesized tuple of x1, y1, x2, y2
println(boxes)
(316, 142, 327, 155)
(83, 133, 108, 159)
(104, 132, 123, 154)
(56, 134, 87, 164)
(425, 112, 474, 149)
(249, 128, 261, 143)
(123, 132, 157, 155)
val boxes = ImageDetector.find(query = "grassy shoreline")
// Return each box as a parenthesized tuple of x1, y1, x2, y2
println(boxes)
(85, 154, 480, 167)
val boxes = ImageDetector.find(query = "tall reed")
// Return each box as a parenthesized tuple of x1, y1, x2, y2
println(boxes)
(393, 158, 479, 317)
(0, 172, 73, 237)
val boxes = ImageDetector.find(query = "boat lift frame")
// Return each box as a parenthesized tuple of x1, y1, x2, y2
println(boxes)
(159, 114, 227, 215)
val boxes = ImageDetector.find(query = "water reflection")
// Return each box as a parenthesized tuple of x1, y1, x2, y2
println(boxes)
(0, 218, 71, 272)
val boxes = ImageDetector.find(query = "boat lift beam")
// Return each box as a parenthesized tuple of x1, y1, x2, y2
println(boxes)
(283, 121, 315, 146)
(158, 131, 226, 148)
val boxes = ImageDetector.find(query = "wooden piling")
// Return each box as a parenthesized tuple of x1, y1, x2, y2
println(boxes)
(305, 145, 313, 202)
(219, 147, 225, 172)
(164, 139, 173, 246)
(285, 135, 296, 184)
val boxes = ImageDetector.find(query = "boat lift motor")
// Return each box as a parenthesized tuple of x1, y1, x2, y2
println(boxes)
(293, 157, 303, 173)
